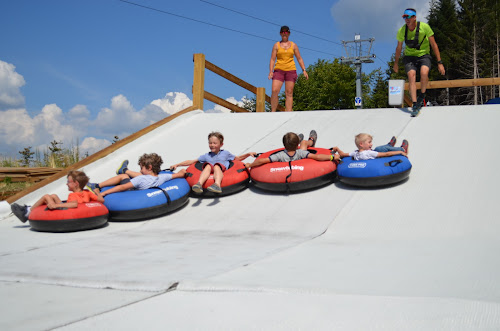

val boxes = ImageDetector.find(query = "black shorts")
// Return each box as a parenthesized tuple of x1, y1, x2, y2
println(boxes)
(403, 54, 432, 73)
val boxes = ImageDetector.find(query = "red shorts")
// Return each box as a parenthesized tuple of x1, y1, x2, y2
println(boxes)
(202, 162, 227, 173)
(273, 70, 298, 82)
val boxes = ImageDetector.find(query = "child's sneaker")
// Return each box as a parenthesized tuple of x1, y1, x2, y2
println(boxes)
(207, 183, 222, 194)
(87, 183, 100, 191)
(309, 130, 317, 147)
(116, 160, 129, 174)
(298, 133, 304, 142)
(401, 139, 409, 154)
(85, 184, 97, 195)
(192, 183, 203, 194)
(389, 136, 397, 147)
(11, 203, 29, 223)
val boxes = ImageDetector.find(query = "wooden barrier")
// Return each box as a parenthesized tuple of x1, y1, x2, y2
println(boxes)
(403, 77, 500, 106)
(0, 167, 63, 183)
(193, 53, 285, 112)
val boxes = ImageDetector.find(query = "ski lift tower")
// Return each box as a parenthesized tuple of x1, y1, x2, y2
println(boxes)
(341, 34, 376, 109)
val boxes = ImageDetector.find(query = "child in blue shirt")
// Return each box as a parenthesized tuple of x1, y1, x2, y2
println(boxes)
(171, 131, 255, 194)
(89, 153, 186, 197)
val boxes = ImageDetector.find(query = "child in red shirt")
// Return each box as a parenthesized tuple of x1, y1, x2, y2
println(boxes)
(10, 170, 104, 223)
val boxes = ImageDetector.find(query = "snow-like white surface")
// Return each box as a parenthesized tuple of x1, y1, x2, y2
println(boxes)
(1, 106, 500, 330)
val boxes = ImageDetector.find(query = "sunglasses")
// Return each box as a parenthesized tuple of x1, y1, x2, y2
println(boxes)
(281, 31, 290, 34)
(402, 15, 415, 19)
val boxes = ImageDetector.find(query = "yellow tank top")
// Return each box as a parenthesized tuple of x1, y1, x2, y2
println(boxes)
(274, 42, 296, 71)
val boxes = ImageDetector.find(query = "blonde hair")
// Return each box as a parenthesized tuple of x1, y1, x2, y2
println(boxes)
(355, 133, 372, 149)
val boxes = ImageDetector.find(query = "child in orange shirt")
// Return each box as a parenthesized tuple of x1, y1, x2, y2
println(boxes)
(10, 170, 104, 223)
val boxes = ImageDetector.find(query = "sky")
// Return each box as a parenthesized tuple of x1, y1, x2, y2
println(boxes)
(0, 0, 430, 159)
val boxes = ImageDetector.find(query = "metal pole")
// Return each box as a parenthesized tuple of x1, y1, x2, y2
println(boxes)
(356, 63, 362, 109)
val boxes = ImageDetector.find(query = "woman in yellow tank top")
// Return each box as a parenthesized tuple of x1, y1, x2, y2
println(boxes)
(269, 26, 309, 112)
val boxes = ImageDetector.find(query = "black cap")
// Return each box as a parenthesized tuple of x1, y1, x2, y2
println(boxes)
(280, 25, 290, 33)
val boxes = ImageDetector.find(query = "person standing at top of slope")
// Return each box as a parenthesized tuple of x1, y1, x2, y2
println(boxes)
(269, 25, 309, 112)
(393, 8, 445, 116)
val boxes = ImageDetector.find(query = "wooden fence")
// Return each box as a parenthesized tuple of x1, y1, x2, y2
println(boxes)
(192, 53, 285, 112)
(0, 167, 63, 183)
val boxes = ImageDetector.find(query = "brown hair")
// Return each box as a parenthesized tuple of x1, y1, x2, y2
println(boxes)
(355, 133, 372, 149)
(67, 170, 89, 189)
(208, 131, 224, 144)
(282, 132, 300, 151)
(138, 153, 163, 174)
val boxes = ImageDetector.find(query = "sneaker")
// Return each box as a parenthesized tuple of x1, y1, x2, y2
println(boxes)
(116, 160, 129, 175)
(207, 183, 222, 194)
(388, 136, 397, 147)
(87, 183, 100, 191)
(85, 184, 97, 195)
(11, 203, 29, 223)
(401, 139, 409, 154)
(308, 130, 317, 147)
(298, 133, 304, 142)
(417, 93, 426, 106)
(192, 183, 203, 194)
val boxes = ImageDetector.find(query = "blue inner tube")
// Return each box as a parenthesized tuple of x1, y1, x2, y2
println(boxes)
(102, 171, 190, 221)
(337, 155, 412, 187)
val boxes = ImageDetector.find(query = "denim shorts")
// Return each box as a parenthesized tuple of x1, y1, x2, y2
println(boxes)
(273, 70, 298, 82)
(403, 54, 432, 73)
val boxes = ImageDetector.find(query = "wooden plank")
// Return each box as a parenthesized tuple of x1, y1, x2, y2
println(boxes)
(204, 91, 249, 113)
(405, 77, 500, 90)
(193, 54, 205, 110)
(205, 60, 258, 94)
(256, 87, 265, 112)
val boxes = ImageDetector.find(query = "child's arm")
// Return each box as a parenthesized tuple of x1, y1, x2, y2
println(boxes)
(171, 169, 186, 179)
(307, 153, 341, 162)
(245, 157, 271, 169)
(332, 147, 350, 158)
(99, 181, 135, 197)
(170, 159, 198, 170)
(376, 151, 408, 158)
(235, 152, 257, 161)
(92, 190, 105, 203)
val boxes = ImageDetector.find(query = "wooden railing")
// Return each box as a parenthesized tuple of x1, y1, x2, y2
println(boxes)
(403, 77, 500, 106)
(193, 53, 284, 112)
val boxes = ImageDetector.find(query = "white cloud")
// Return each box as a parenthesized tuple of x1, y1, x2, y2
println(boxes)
(205, 96, 247, 113)
(79, 137, 111, 156)
(0, 60, 26, 110)
(151, 92, 192, 115)
(331, 1, 430, 42)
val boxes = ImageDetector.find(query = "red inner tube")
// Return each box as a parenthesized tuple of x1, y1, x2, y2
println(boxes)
(29, 202, 109, 221)
(250, 148, 336, 184)
(185, 159, 249, 189)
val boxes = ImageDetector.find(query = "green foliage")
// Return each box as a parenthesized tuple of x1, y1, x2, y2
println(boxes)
(293, 59, 356, 110)
(18, 146, 35, 167)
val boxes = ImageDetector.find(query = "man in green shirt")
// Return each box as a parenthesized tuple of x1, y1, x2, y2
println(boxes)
(393, 8, 445, 115)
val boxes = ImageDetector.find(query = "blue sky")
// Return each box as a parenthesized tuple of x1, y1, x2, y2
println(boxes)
(0, 0, 429, 158)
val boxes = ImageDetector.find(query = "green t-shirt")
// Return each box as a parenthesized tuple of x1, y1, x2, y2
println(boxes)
(397, 21, 434, 57)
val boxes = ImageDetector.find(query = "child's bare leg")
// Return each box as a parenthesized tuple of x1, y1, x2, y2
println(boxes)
(31, 194, 62, 209)
(300, 140, 312, 150)
(99, 174, 130, 188)
(198, 165, 212, 185)
(213, 165, 224, 186)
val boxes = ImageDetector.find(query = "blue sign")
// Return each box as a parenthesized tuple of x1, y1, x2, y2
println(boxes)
(355, 97, 362, 107)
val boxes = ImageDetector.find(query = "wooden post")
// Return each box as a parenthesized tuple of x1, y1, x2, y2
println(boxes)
(193, 53, 205, 110)
(256, 87, 265, 112)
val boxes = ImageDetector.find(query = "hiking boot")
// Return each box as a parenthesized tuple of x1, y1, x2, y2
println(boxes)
(388, 136, 397, 147)
(401, 139, 409, 154)
(417, 93, 426, 107)
(298, 133, 304, 142)
(207, 183, 222, 194)
(116, 160, 129, 174)
(11, 203, 29, 223)
(309, 130, 317, 147)
(192, 183, 203, 194)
